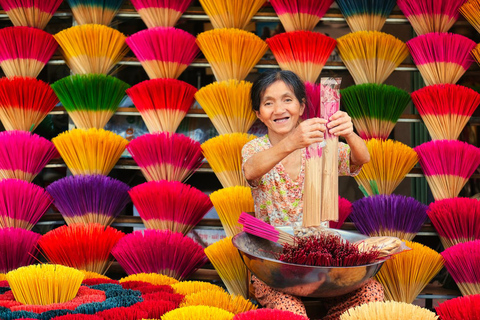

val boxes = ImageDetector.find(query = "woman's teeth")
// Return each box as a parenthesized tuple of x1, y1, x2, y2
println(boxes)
(274, 117, 289, 123)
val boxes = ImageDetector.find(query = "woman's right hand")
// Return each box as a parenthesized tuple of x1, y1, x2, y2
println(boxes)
(285, 118, 327, 151)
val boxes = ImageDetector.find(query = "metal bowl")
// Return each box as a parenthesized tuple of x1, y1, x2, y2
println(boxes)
(232, 229, 385, 298)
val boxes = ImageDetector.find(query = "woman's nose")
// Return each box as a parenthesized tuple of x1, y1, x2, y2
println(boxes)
(273, 102, 286, 114)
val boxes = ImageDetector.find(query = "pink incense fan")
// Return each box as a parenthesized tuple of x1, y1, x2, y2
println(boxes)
(130, 0, 194, 28)
(414, 140, 480, 200)
(0, 130, 59, 182)
(0, 0, 63, 30)
(0, 227, 41, 274)
(129, 180, 212, 235)
(126, 27, 199, 79)
(0, 179, 53, 230)
(111, 229, 208, 281)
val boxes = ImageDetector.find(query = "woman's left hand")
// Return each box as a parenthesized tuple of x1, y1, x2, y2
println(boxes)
(327, 111, 354, 138)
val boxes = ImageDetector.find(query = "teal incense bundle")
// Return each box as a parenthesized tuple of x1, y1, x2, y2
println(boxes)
(336, 0, 397, 32)
(66, 0, 125, 25)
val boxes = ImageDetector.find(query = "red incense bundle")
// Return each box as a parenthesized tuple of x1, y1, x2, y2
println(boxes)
(0, 0, 63, 29)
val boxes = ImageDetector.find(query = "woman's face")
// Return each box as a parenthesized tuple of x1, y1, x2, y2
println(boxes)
(256, 80, 305, 137)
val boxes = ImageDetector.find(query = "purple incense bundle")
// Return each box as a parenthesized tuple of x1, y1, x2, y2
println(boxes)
(0, 179, 53, 230)
(351, 194, 428, 241)
(0, 227, 41, 273)
(111, 229, 208, 281)
(46, 175, 130, 226)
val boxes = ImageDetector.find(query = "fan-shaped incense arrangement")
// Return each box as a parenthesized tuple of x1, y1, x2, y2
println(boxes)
(134, 300, 177, 318)
(0, 228, 40, 273)
(126, 27, 199, 79)
(181, 289, 256, 314)
(428, 198, 480, 248)
(96, 307, 148, 320)
(336, 31, 409, 85)
(209, 186, 254, 238)
(52, 128, 129, 176)
(54, 24, 129, 75)
(239, 211, 295, 245)
(330, 196, 352, 229)
(436, 294, 480, 320)
(126, 78, 197, 133)
(269, 0, 333, 32)
(6, 264, 84, 305)
(162, 306, 234, 320)
(0, 130, 58, 182)
(354, 139, 418, 196)
(46, 175, 130, 226)
(130, 0, 194, 28)
(204, 237, 249, 298)
(66, 0, 125, 25)
(351, 194, 428, 241)
(38, 223, 125, 274)
(196, 28, 268, 82)
(195, 80, 256, 135)
(129, 180, 212, 235)
(397, 0, 467, 35)
(199, 0, 266, 29)
(51, 74, 130, 129)
(127, 132, 204, 182)
(407, 33, 475, 86)
(442, 240, 480, 296)
(0, 0, 63, 29)
(172, 280, 225, 296)
(0, 179, 53, 230)
(0, 26, 58, 78)
(0, 77, 59, 132)
(119, 273, 179, 286)
(201, 133, 256, 188)
(340, 83, 411, 140)
(234, 309, 309, 320)
(411, 84, 480, 140)
(460, 0, 480, 34)
(471, 43, 480, 68)
(266, 31, 336, 83)
(339, 301, 438, 320)
(336, 0, 397, 32)
(414, 140, 480, 200)
(112, 229, 208, 280)
(375, 241, 444, 303)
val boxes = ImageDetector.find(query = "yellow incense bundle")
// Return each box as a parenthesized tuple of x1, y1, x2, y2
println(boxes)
(354, 139, 418, 196)
(209, 186, 254, 238)
(336, 31, 409, 84)
(181, 289, 256, 314)
(199, 0, 266, 29)
(196, 28, 268, 82)
(119, 273, 179, 286)
(52, 128, 129, 176)
(204, 237, 249, 298)
(195, 80, 257, 135)
(340, 301, 438, 320)
(6, 264, 84, 305)
(162, 306, 234, 320)
(375, 241, 444, 303)
(54, 24, 129, 75)
(201, 133, 256, 188)
(172, 280, 225, 296)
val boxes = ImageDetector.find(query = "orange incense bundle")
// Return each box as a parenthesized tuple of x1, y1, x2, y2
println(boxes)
(126, 78, 197, 133)
(54, 24, 129, 75)
(38, 223, 125, 274)
(0, 26, 58, 78)
(460, 0, 480, 34)
(199, 0, 266, 29)
(0, 77, 59, 132)
(196, 28, 268, 82)
(126, 27, 199, 79)
(266, 31, 337, 83)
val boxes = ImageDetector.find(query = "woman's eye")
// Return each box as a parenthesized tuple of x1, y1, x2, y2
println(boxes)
(285, 98, 292, 102)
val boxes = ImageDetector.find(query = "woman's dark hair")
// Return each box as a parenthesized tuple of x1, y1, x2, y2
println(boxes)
(250, 70, 306, 112)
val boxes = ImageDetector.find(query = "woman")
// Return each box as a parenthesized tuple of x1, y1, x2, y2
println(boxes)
(242, 70, 383, 319)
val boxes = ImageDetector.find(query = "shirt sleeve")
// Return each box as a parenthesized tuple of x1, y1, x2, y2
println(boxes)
(241, 139, 262, 188)
(338, 142, 363, 176)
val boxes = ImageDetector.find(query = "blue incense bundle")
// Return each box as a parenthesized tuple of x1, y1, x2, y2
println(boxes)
(336, 0, 397, 32)
(351, 194, 428, 241)
(46, 175, 130, 226)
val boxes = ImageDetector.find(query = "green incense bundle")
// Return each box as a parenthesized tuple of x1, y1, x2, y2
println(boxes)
(341, 83, 411, 140)
(51, 74, 130, 129)
(66, 0, 125, 25)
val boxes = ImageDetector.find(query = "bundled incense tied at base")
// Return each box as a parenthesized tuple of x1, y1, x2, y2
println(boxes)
(460, 0, 480, 34)
(0, 0, 63, 30)
(277, 234, 380, 267)
(269, 0, 334, 32)
(66, 0, 125, 26)
(130, 0, 194, 28)
(199, 0, 266, 29)
(336, 0, 397, 32)
(180, 289, 257, 314)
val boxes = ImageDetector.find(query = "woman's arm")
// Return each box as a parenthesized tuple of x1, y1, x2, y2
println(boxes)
(327, 111, 370, 166)
(243, 118, 327, 183)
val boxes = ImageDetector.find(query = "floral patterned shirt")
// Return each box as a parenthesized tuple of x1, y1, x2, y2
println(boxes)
(241, 135, 362, 227)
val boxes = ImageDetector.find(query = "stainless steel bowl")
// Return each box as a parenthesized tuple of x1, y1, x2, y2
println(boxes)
(232, 229, 385, 298)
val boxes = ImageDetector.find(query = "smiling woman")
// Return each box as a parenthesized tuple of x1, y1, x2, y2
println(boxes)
(241, 70, 378, 319)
